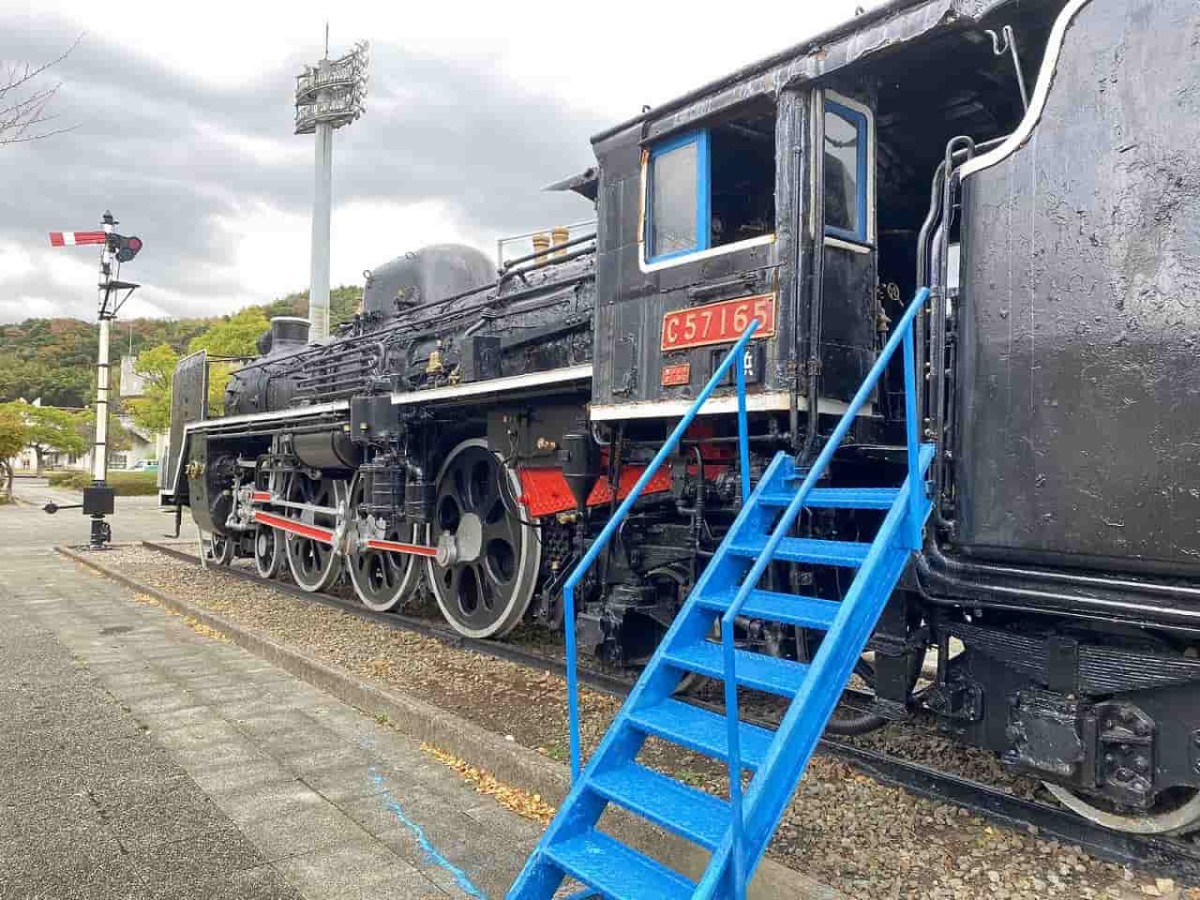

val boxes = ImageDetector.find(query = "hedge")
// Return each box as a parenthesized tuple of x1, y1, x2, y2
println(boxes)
(47, 470, 160, 496)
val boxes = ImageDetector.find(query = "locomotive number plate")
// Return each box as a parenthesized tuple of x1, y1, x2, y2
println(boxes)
(660, 293, 776, 352)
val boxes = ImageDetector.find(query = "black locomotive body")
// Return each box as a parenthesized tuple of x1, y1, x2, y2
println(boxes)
(163, 0, 1200, 833)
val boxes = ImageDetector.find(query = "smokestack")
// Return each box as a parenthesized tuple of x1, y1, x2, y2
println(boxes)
(532, 232, 551, 258)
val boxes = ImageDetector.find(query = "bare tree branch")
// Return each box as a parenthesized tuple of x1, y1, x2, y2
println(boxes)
(0, 34, 82, 146)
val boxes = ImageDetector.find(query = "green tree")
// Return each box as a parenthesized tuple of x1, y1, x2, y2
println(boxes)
(260, 286, 360, 329)
(126, 343, 179, 433)
(188, 308, 269, 416)
(187, 307, 269, 358)
(0, 403, 29, 499)
(76, 408, 133, 467)
(20, 404, 85, 475)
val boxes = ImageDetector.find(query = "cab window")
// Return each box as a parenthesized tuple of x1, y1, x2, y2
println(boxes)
(647, 131, 707, 261)
(824, 99, 868, 242)
(645, 106, 776, 264)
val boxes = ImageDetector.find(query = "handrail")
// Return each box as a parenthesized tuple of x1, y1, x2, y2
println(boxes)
(719, 286, 930, 897)
(562, 320, 761, 780)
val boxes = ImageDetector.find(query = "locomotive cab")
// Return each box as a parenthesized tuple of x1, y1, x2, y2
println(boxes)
(588, 0, 1057, 439)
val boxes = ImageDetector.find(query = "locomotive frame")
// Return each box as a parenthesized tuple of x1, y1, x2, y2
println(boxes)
(163, 0, 1200, 835)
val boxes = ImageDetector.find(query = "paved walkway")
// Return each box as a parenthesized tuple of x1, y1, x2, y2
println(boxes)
(0, 544, 542, 899)
(4, 478, 199, 549)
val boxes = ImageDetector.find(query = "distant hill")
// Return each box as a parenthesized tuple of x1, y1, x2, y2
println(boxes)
(258, 286, 362, 326)
(0, 286, 362, 409)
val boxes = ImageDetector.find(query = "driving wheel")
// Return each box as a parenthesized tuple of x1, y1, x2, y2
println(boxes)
(202, 532, 234, 566)
(347, 477, 422, 611)
(425, 439, 540, 638)
(284, 474, 344, 592)
(253, 524, 284, 579)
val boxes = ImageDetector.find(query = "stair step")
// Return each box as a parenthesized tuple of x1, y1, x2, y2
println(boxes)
(665, 639, 809, 697)
(590, 762, 730, 851)
(762, 486, 901, 509)
(730, 535, 871, 568)
(545, 829, 694, 900)
(697, 589, 841, 630)
(628, 698, 775, 770)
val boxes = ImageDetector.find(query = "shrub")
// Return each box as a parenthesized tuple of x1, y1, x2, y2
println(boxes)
(47, 470, 159, 496)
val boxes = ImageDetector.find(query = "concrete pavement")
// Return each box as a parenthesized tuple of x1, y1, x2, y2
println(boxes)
(5, 477, 199, 549)
(0, 499, 542, 899)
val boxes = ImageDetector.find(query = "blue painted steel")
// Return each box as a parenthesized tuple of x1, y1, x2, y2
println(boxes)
(728, 534, 871, 566)
(548, 830, 695, 899)
(590, 762, 730, 850)
(696, 589, 841, 630)
(665, 639, 810, 696)
(822, 99, 871, 244)
(760, 486, 900, 508)
(508, 289, 934, 900)
(903, 327, 923, 550)
(508, 451, 791, 899)
(736, 342, 751, 503)
(627, 698, 775, 769)
(646, 129, 711, 263)
(562, 320, 760, 780)
(716, 287, 929, 898)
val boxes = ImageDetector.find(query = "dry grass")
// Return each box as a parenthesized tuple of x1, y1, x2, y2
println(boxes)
(421, 742, 557, 825)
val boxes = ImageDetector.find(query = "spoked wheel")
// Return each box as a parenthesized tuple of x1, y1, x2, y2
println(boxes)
(253, 524, 284, 579)
(202, 532, 234, 566)
(1045, 784, 1200, 835)
(284, 474, 344, 592)
(426, 439, 540, 639)
(347, 478, 422, 612)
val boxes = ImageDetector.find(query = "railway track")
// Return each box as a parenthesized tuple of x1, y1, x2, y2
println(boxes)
(141, 539, 1200, 884)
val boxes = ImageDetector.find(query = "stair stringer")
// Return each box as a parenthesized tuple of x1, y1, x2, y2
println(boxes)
(505, 452, 794, 900)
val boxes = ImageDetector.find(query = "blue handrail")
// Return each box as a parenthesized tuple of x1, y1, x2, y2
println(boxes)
(562, 320, 761, 780)
(719, 287, 930, 897)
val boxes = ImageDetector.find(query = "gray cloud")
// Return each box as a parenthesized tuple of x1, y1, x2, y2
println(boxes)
(0, 17, 603, 322)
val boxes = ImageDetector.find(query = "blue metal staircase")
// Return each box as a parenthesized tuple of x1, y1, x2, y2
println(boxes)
(508, 288, 933, 900)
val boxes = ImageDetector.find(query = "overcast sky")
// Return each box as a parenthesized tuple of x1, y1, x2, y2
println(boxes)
(0, 0, 872, 323)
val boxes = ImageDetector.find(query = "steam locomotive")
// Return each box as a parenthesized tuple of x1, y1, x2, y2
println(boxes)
(164, 0, 1200, 834)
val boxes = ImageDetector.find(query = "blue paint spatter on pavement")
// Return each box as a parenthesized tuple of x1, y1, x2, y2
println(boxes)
(368, 766, 488, 900)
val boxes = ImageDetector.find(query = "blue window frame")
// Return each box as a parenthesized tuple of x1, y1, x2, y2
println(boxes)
(823, 99, 869, 243)
(646, 129, 710, 263)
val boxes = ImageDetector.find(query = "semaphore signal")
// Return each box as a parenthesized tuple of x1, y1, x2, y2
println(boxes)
(42, 211, 144, 549)
(49, 230, 107, 247)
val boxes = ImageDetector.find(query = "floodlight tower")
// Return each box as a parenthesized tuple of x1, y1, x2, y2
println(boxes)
(294, 32, 368, 342)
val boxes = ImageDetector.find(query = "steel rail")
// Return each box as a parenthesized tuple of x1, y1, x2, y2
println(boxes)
(137, 540, 1200, 885)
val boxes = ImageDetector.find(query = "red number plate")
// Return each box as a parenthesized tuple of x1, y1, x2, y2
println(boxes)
(660, 293, 776, 352)
(661, 363, 691, 386)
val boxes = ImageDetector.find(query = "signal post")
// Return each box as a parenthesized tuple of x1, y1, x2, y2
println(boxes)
(45, 211, 143, 549)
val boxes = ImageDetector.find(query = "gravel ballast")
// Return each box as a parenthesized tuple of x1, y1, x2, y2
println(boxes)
(90, 545, 1198, 900)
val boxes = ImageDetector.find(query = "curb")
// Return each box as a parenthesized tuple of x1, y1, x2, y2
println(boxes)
(56, 545, 842, 900)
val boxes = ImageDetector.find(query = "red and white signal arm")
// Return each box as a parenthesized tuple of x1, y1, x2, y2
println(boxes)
(48, 231, 107, 247)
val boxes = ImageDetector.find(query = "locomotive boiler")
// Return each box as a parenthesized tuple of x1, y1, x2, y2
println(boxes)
(163, 0, 1200, 835)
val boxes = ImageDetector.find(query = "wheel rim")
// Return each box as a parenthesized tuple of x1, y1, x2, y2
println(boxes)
(254, 525, 283, 579)
(284, 475, 343, 592)
(347, 479, 421, 612)
(203, 533, 233, 566)
(425, 439, 540, 639)
(1045, 783, 1200, 835)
